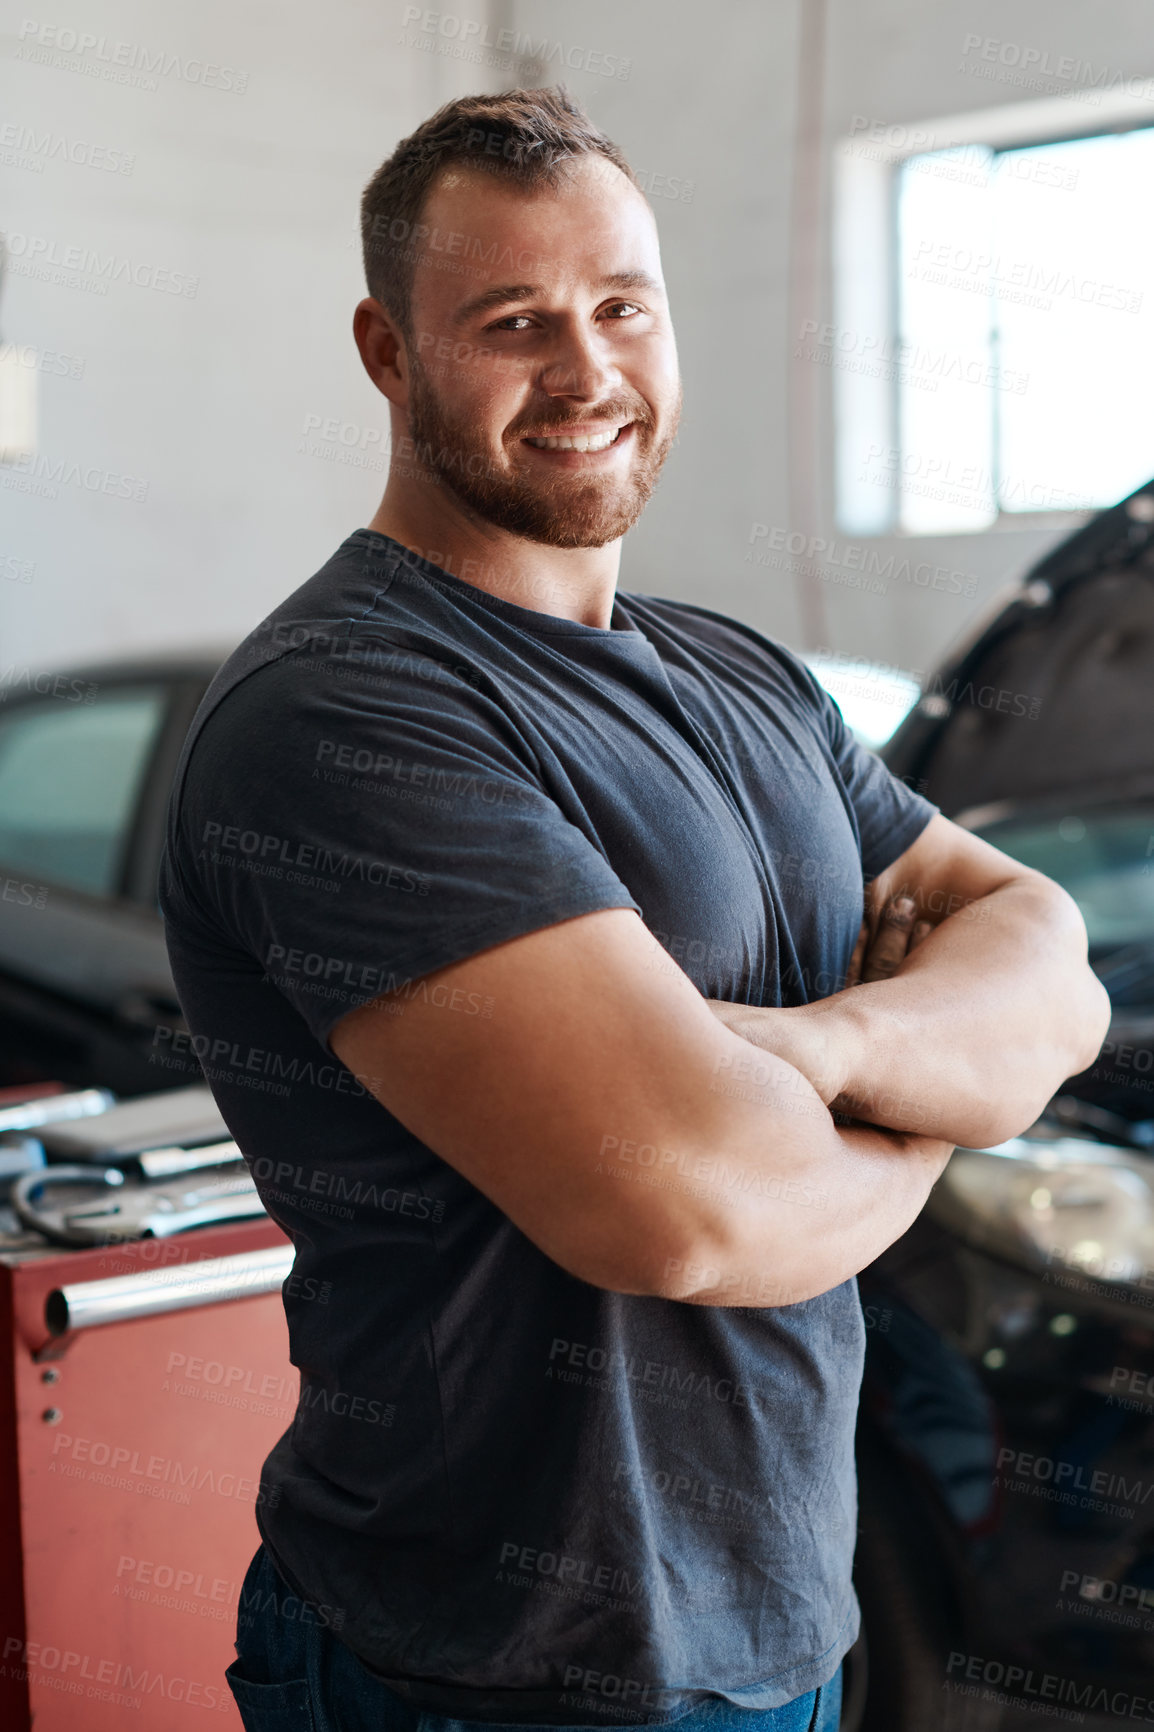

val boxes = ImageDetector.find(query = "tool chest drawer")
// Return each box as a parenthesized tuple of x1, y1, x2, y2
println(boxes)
(0, 1217, 294, 1732)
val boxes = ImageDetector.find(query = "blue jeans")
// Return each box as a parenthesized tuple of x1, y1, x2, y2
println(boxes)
(226, 1545, 843, 1732)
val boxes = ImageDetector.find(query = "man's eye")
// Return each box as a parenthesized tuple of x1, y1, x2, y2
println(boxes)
(491, 314, 535, 331)
(601, 301, 642, 319)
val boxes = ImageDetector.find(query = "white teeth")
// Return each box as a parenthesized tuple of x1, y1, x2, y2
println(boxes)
(527, 426, 623, 452)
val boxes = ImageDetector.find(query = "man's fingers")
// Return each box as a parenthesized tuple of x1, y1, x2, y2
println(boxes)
(861, 896, 917, 983)
(848, 896, 929, 989)
(845, 919, 868, 987)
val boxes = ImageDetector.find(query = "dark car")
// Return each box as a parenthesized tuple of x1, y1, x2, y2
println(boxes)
(0, 648, 227, 1094)
(847, 482, 1154, 1731)
(3, 494, 1153, 1730)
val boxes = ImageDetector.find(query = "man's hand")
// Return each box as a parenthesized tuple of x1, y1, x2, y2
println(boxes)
(328, 905, 957, 1308)
(703, 895, 933, 1105)
(844, 896, 933, 986)
(701, 814, 1112, 1149)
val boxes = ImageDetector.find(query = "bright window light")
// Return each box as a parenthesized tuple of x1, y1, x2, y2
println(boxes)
(894, 128, 1154, 533)
(804, 655, 921, 748)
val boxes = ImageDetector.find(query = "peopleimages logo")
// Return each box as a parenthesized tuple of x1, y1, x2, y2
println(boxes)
(560, 1664, 676, 1709)
(946, 1649, 1154, 1721)
(0, 121, 134, 173)
(497, 1540, 641, 1598)
(48, 1429, 279, 1509)
(16, 20, 249, 92)
(546, 1337, 775, 1413)
(0, 665, 97, 703)
(2, 231, 198, 296)
(1060, 1568, 1154, 1616)
(249, 1156, 446, 1224)
(200, 820, 430, 894)
(997, 1445, 1154, 1500)
(1, 1636, 229, 1712)
(398, 7, 631, 79)
(297, 1382, 395, 1426)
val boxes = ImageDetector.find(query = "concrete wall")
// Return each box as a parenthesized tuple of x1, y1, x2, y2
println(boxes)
(3, 0, 1151, 679)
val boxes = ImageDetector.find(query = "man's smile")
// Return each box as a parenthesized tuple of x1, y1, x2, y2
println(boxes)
(519, 422, 635, 460)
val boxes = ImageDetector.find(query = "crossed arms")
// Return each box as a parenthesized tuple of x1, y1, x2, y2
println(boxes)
(330, 813, 1110, 1307)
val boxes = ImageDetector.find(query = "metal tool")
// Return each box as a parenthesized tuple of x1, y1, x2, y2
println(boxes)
(10, 1162, 267, 1247)
(38, 1083, 226, 1162)
(0, 1087, 115, 1137)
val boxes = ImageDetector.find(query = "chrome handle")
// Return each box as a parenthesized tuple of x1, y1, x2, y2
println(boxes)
(45, 1244, 295, 1335)
(0, 1087, 115, 1135)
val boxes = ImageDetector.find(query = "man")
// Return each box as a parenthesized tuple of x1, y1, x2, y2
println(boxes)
(159, 86, 1109, 1732)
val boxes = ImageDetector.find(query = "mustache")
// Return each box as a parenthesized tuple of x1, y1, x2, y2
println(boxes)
(508, 401, 655, 439)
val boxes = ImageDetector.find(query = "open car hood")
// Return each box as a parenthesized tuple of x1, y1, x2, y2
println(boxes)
(883, 481, 1154, 820)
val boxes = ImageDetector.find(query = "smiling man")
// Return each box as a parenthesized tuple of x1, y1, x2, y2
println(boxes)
(159, 88, 1110, 1732)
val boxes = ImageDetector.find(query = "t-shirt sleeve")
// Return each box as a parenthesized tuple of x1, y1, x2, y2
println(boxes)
(168, 647, 642, 1052)
(794, 660, 939, 880)
(658, 598, 939, 885)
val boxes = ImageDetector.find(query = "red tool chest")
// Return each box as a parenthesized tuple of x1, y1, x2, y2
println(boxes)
(0, 1216, 295, 1731)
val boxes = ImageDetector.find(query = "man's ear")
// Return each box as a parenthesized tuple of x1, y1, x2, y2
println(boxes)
(353, 297, 410, 408)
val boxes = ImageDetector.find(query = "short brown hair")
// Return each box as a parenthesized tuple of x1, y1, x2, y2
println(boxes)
(360, 86, 639, 334)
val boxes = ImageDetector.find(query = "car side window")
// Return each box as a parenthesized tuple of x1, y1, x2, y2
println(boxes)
(0, 685, 167, 898)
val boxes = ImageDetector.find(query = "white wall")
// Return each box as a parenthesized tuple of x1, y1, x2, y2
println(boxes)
(0, 0, 510, 666)
(3, 0, 1152, 680)
(505, 0, 1154, 674)
(818, 0, 1154, 671)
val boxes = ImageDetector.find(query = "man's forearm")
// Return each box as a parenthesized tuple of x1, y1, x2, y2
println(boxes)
(664, 1110, 954, 1306)
(714, 876, 1112, 1150)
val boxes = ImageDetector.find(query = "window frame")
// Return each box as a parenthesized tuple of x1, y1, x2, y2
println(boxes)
(832, 81, 1154, 538)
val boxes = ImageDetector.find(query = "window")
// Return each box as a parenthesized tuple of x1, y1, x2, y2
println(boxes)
(835, 108, 1154, 535)
(804, 654, 920, 748)
(0, 686, 167, 897)
(975, 804, 1154, 954)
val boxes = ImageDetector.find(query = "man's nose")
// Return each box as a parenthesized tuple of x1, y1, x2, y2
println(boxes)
(538, 324, 622, 400)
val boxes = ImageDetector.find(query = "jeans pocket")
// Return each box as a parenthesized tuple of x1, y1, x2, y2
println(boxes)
(810, 1667, 843, 1732)
(226, 1660, 317, 1730)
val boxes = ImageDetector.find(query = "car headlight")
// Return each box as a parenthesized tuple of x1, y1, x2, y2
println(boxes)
(929, 1136, 1154, 1290)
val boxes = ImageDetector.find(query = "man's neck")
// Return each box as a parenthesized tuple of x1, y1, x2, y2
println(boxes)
(365, 484, 622, 631)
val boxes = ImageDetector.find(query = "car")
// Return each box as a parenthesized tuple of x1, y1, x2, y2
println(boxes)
(2, 491, 1152, 1729)
(845, 480, 1154, 1731)
(0, 647, 227, 1094)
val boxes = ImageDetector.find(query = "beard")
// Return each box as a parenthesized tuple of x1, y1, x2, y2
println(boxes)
(403, 356, 681, 549)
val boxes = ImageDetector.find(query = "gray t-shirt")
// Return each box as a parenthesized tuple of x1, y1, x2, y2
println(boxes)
(158, 529, 936, 1723)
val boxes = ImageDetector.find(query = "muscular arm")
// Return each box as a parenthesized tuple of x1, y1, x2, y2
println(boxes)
(706, 813, 1112, 1150)
(330, 908, 954, 1306)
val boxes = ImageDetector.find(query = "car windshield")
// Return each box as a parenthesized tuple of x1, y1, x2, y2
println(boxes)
(974, 805, 1154, 957)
